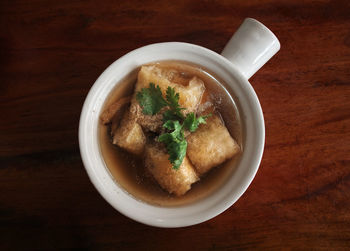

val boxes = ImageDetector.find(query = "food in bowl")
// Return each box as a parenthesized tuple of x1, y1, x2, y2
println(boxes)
(99, 61, 243, 206)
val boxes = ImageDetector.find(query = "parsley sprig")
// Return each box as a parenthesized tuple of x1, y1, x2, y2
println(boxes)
(136, 83, 210, 169)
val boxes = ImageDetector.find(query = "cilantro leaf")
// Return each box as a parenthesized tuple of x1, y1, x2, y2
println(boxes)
(165, 87, 185, 119)
(183, 112, 210, 132)
(158, 133, 173, 144)
(165, 87, 180, 109)
(159, 120, 186, 169)
(159, 120, 184, 145)
(162, 110, 182, 122)
(163, 120, 181, 132)
(136, 83, 167, 115)
(166, 140, 187, 169)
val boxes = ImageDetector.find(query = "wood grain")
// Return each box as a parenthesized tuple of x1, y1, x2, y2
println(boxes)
(1, 0, 349, 249)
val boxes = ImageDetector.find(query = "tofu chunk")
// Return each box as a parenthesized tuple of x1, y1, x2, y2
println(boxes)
(130, 65, 205, 132)
(135, 65, 205, 113)
(112, 111, 146, 155)
(145, 142, 199, 196)
(186, 114, 240, 176)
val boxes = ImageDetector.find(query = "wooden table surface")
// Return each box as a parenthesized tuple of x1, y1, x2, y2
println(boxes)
(1, 0, 349, 250)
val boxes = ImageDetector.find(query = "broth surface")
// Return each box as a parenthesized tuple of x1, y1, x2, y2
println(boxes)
(99, 61, 243, 207)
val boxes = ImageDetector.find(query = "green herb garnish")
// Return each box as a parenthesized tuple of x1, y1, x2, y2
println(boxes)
(136, 83, 210, 169)
(165, 87, 185, 120)
(183, 112, 210, 132)
(136, 83, 167, 115)
(158, 120, 187, 169)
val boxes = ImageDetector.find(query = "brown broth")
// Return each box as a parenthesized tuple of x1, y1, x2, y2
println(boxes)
(98, 61, 243, 207)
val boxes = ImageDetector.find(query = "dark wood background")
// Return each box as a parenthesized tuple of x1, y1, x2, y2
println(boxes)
(1, 0, 349, 250)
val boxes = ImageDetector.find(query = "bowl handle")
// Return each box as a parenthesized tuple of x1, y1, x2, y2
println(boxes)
(221, 18, 280, 79)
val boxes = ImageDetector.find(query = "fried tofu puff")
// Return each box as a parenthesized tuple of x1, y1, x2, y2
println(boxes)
(186, 114, 240, 176)
(144, 142, 199, 196)
(130, 65, 205, 132)
(112, 111, 146, 155)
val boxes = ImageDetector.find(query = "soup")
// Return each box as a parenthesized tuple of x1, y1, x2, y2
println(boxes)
(99, 61, 243, 207)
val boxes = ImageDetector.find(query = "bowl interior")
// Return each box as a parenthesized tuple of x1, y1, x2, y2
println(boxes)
(79, 42, 265, 227)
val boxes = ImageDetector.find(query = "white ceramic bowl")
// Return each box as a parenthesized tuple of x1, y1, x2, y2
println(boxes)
(79, 18, 280, 227)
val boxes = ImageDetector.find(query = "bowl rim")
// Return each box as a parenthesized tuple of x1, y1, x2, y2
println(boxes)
(79, 42, 265, 228)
